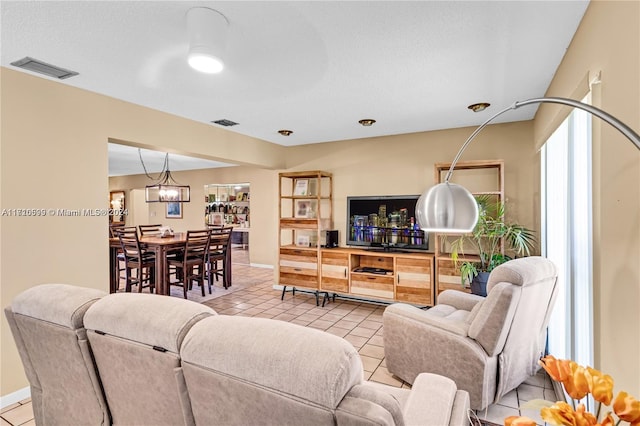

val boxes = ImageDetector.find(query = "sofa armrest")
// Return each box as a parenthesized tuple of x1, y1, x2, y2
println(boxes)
(449, 389, 471, 426)
(437, 290, 485, 312)
(384, 303, 469, 337)
(403, 373, 470, 426)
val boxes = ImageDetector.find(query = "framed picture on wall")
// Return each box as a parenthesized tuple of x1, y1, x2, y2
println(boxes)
(166, 202, 182, 219)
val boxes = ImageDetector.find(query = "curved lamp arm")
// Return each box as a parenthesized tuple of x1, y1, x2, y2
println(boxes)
(418, 97, 640, 233)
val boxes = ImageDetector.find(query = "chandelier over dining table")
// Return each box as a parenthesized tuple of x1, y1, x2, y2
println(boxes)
(140, 150, 191, 203)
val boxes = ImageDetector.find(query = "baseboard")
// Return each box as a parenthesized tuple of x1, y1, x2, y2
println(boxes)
(0, 386, 31, 409)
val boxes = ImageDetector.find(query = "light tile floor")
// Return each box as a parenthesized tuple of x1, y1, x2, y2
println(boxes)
(1, 251, 556, 426)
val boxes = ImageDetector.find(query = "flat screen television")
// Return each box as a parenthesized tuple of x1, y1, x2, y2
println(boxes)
(346, 195, 428, 251)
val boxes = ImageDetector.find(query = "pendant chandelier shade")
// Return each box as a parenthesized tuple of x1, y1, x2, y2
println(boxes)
(140, 150, 191, 203)
(186, 7, 229, 74)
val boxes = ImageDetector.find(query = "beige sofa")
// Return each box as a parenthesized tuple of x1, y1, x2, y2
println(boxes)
(6, 284, 470, 425)
(383, 257, 558, 410)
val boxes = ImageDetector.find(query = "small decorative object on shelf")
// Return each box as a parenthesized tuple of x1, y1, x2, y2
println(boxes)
(293, 179, 309, 196)
(296, 235, 310, 247)
(505, 355, 640, 426)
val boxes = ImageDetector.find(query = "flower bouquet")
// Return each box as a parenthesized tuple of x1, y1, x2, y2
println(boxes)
(505, 355, 640, 426)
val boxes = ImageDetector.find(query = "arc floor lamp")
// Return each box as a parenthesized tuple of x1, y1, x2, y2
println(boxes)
(415, 97, 640, 233)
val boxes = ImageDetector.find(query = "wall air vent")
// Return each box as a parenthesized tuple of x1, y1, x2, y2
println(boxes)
(212, 119, 239, 127)
(10, 57, 79, 80)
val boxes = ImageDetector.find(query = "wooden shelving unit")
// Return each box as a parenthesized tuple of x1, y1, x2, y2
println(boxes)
(434, 160, 504, 297)
(278, 171, 333, 304)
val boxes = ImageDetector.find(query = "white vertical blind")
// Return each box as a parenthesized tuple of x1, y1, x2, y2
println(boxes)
(541, 99, 593, 367)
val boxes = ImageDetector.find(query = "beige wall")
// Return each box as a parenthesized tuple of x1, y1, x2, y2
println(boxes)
(534, 0, 640, 395)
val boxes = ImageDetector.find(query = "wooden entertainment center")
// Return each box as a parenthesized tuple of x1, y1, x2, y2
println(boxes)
(280, 246, 434, 307)
(320, 247, 434, 306)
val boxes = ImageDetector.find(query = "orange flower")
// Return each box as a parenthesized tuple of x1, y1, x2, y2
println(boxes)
(598, 413, 615, 426)
(563, 362, 590, 401)
(540, 402, 599, 426)
(540, 355, 573, 383)
(613, 391, 640, 425)
(585, 367, 614, 405)
(574, 403, 597, 426)
(504, 416, 537, 426)
(541, 401, 578, 425)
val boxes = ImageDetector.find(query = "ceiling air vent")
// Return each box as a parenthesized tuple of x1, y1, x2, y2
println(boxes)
(212, 119, 239, 127)
(10, 57, 79, 80)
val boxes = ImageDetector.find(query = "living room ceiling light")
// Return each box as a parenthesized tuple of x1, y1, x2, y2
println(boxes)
(139, 150, 191, 203)
(278, 129, 293, 136)
(359, 119, 376, 126)
(186, 7, 228, 74)
(416, 97, 640, 233)
(468, 102, 490, 112)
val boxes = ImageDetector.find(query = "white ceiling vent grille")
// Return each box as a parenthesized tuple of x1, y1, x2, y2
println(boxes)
(10, 57, 79, 79)
(212, 119, 238, 127)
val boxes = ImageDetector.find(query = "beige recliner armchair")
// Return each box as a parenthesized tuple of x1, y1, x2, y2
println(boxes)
(383, 256, 558, 410)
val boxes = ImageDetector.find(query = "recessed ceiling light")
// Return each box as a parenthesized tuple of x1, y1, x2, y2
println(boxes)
(468, 103, 490, 112)
(278, 129, 293, 136)
(358, 119, 376, 126)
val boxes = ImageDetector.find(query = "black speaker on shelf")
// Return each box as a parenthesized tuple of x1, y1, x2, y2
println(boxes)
(324, 230, 339, 248)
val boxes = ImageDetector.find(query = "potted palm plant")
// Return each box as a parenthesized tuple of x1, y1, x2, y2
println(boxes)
(449, 196, 536, 296)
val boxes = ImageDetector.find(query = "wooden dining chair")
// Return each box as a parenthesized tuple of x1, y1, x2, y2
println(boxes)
(109, 222, 126, 238)
(167, 230, 210, 298)
(111, 226, 138, 291)
(138, 224, 163, 236)
(118, 231, 155, 293)
(207, 226, 233, 291)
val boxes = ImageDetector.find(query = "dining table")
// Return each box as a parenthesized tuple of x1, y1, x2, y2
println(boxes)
(109, 232, 232, 295)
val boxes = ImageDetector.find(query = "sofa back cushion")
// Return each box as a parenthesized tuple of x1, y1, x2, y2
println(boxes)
(84, 293, 216, 426)
(180, 315, 365, 425)
(5, 284, 109, 425)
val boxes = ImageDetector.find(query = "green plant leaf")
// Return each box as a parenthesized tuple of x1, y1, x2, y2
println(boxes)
(447, 197, 536, 282)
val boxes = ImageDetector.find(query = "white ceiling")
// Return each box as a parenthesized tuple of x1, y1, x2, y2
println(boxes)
(2, 1, 589, 174)
(108, 144, 234, 177)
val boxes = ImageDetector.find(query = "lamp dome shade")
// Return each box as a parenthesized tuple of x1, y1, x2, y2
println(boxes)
(186, 7, 228, 74)
(415, 182, 479, 233)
